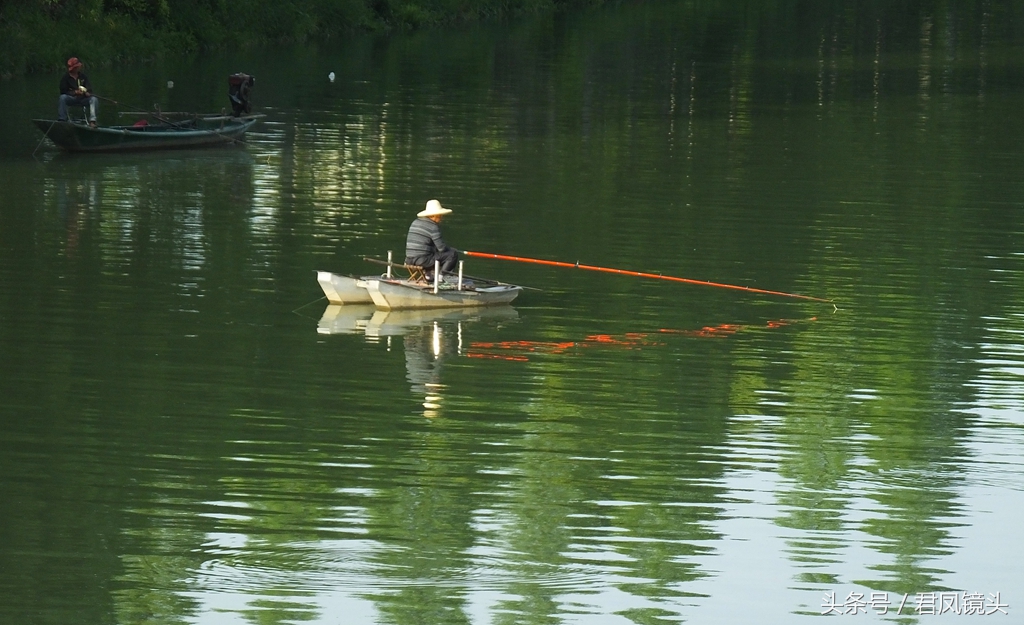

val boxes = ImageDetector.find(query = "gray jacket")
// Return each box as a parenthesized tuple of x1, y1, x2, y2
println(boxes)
(405, 218, 454, 261)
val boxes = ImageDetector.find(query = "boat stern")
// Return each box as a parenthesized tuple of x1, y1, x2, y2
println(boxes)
(316, 271, 374, 305)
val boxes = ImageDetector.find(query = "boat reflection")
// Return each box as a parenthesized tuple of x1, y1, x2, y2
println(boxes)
(50, 176, 100, 260)
(40, 147, 256, 279)
(318, 305, 519, 417)
(403, 321, 447, 419)
(316, 304, 518, 338)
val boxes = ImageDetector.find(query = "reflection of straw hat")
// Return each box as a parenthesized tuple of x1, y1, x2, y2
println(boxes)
(66, 57, 83, 71)
(417, 199, 452, 218)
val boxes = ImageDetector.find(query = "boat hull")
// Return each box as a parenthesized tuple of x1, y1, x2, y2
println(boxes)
(366, 279, 521, 310)
(33, 116, 259, 152)
(315, 271, 521, 309)
(316, 272, 375, 305)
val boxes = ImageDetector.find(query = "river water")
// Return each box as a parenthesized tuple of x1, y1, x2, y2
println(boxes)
(2, 3, 1023, 624)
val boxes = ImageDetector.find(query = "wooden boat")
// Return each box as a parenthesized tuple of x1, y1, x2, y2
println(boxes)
(316, 258, 522, 310)
(32, 114, 262, 153)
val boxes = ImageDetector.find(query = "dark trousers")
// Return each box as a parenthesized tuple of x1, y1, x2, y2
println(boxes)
(407, 248, 459, 275)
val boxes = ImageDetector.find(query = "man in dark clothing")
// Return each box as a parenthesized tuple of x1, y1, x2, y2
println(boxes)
(58, 57, 98, 126)
(405, 199, 459, 276)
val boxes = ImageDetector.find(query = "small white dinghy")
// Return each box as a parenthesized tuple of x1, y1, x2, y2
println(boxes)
(316, 254, 522, 310)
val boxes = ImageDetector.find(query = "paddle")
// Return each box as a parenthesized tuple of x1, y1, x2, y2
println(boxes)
(92, 94, 179, 126)
(458, 271, 542, 291)
(94, 94, 251, 145)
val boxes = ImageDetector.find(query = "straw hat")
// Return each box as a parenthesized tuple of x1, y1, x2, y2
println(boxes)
(417, 199, 452, 218)
(66, 57, 83, 71)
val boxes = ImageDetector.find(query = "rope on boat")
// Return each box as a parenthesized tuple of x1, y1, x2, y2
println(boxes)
(32, 120, 57, 157)
(291, 295, 327, 315)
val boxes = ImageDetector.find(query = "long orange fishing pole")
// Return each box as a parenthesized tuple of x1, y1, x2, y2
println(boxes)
(464, 251, 833, 304)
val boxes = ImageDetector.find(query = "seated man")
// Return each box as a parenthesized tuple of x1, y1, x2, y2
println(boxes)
(58, 57, 98, 126)
(405, 199, 459, 278)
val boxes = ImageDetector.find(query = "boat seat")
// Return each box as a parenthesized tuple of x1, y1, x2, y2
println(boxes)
(403, 264, 428, 283)
(68, 106, 91, 122)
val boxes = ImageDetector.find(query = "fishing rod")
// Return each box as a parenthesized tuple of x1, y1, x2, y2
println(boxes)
(464, 251, 834, 305)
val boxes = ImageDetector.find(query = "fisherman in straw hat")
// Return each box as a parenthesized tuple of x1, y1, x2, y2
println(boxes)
(405, 199, 459, 278)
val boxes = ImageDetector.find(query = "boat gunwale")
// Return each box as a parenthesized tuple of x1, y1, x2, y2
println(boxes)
(32, 117, 259, 152)
(34, 118, 256, 135)
(375, 277, 520, 294)
(316, 270, 522, 309)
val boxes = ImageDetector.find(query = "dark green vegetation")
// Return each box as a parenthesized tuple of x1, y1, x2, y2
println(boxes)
(0, 0, 603, 77)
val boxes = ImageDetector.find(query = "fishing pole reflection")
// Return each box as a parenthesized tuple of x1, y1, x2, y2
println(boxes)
(316, 307, 815, 408)
(467, 317, 818, 361)
(318, 305, 519, 417)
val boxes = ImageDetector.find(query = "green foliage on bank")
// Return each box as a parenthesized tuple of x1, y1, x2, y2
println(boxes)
(0, 0, 605, 77)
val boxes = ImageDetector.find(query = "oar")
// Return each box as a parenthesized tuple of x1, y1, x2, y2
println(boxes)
(464, 251, 834, 304)
(460, 271, 542, 291)
(93, 95, 180, 126)
(95, 94, 249, 145)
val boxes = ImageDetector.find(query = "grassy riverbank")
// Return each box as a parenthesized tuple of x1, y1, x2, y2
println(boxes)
(0, 0, 604, 78)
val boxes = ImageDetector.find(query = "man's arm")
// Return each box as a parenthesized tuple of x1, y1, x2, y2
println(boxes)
(59, 75, 74, 95)
(428, 221, 453, 253)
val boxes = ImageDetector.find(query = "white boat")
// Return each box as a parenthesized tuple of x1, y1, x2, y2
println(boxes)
(315, 272, 375, 305)
(315, 261, 522, 310)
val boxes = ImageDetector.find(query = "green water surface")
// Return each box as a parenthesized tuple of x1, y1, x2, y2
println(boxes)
(2, 3, 1023, 623)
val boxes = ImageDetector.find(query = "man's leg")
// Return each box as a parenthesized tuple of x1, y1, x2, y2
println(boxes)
(438, 248, 459, 273)
(86, 96, 98, 124)
(57, 94, 73, 121)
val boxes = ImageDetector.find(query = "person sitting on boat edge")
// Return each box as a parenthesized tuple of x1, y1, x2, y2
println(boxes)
(58, 57, 98, 127)
(405, 199, 459, 279)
